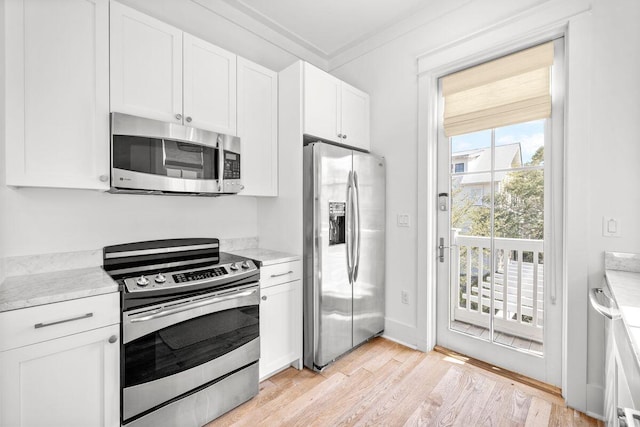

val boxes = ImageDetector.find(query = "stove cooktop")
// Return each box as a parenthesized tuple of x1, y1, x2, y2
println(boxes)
(103, 239, 259, 300)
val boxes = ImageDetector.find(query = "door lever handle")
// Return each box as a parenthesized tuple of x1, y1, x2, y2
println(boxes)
(438, 237, 446, 263)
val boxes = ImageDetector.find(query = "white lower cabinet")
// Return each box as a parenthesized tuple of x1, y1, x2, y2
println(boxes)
(0, 293, 120, 427)
(260, 261, 302, 380)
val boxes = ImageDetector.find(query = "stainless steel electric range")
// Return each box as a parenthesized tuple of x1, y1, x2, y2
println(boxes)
(103, 238, 260, 427)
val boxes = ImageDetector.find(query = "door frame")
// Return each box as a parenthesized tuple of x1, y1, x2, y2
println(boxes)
(415, 2, 594, 413)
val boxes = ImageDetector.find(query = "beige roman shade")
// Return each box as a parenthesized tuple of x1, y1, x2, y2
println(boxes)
(442, 42, 554, 137)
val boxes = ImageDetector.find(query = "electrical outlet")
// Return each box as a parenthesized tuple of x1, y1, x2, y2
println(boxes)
(401, 290, 409, 304)
(603, 216, 621, 237)
(397, 214, 410, 227)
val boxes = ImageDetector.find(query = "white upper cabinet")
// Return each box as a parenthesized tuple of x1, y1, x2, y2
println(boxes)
(303, 63, 341, 144)
(110, 1, 182, 125)
(110, 2, 237, 134)
(303, 62, 370, 151)
(183, 34, 237, 135)
(237, 58, 278, 196)
(4, 0, 110, 189)
(340, 84, 371, 152)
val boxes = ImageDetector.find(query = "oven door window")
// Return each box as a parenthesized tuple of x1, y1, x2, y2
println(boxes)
(124, 305, 258, 388)
(113, 135, 217, 180)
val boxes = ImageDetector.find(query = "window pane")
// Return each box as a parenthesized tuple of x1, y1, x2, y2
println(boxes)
(451, 129, 491, 174)
(495, 119, 545, 169)
(451, 173, 491, 236)
(492, 169, 544, 240)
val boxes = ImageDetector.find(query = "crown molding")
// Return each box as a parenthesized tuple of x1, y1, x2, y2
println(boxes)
(216, 0, 332, 57)
(192, 0, 478, 72)
(328, 0, 474, 71)
(191, 0, 329, 70)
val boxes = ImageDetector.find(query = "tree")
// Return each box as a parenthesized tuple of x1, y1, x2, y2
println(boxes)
(467, 146, 544, 240)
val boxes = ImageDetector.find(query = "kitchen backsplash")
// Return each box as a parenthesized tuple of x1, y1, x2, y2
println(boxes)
(1, 237, 259, 278)
(605, 251, 640, 273)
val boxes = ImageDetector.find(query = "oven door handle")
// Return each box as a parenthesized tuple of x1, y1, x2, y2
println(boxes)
(129, 289, 258, 323)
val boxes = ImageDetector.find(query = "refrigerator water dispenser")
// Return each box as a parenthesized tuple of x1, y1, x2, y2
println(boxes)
(328, 202, 346, 245)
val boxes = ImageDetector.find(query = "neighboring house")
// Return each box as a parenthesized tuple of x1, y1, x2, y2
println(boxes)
(451, 142, 523, 206)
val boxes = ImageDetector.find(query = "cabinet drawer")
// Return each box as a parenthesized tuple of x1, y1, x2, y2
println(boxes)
(260, 261, 302, 288)
(0, 293, 120, 352)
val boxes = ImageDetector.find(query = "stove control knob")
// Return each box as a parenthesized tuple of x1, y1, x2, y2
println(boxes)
(241, 261, 251, 269)
(136, 276, 150, 287)
(155, 273, 166, 284)
(230, 263, 239, 271)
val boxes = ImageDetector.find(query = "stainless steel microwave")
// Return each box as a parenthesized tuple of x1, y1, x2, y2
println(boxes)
(109, 113, 243, 196)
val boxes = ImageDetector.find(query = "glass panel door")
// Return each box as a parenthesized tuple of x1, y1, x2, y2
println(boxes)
(437, 119, 560, 385)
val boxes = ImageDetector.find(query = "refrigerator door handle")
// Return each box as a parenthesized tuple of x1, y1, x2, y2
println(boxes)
(346, 171, 354, 284)
(353, 171, 362, 282)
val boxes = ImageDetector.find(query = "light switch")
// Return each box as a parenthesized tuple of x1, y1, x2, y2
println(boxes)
(397, 214, 410, 227)
(603, 216, 621, 237)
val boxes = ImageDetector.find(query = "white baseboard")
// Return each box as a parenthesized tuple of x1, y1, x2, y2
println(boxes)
(381, 334, 418, 350)
(383, 318, 418, 349)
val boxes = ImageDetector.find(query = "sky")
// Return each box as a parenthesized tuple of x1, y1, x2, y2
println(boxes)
(451, 119, 545, 165)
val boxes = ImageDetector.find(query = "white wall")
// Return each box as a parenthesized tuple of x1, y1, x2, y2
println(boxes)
(0, 0, 6, 280)
(0, 0, 299, 259)
(331, 0, 640, 416)
(586, 0, 640, 406)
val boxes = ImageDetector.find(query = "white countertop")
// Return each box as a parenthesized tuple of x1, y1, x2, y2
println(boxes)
(0, 267, 119, 312)
(605, 252, 640, 375)
(228, 248, 301, 266)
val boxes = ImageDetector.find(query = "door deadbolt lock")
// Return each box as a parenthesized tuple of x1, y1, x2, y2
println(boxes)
(438, 193, 449, 212)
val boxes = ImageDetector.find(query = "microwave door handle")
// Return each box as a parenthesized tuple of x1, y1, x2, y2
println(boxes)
(129, 288, 257, 323)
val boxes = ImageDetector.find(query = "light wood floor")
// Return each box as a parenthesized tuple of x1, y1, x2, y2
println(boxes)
(207, 337, 602, 427)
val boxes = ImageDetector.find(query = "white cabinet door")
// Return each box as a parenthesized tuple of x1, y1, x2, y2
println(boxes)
(303, 63, 341, 143)
(110, 1, 182, 124)
(341, 84, 370, 152)
(183, 34, 237, 135)
(259, 280, 302, 380)
(237, 58, 278, 196)
(4, 0, 110, 189)
(0, 324, 120, 427)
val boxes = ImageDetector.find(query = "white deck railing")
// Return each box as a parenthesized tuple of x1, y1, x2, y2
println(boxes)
(451, 232, 544, 342)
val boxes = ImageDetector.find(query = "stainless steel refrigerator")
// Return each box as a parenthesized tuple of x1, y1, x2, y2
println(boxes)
(303, 141, 385, 371)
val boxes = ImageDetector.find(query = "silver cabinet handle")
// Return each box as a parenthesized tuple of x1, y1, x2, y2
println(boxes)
(270, 271, 293, 278)
(130, 289, 257, 323)
(589, 288, 620, 320)
(186, 116, 192, 123)
(175, 113, 182, 120)
(34, 312, 93, 329)
(338, 133, 343, 138)
(108, 335, 118, 344)
(99, 174, 109, 182)
(342, 134, 348, 139)
(261, 296, 267, 301)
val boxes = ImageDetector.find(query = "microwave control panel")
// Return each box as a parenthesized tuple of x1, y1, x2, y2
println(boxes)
(223, 151, 241, 180)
